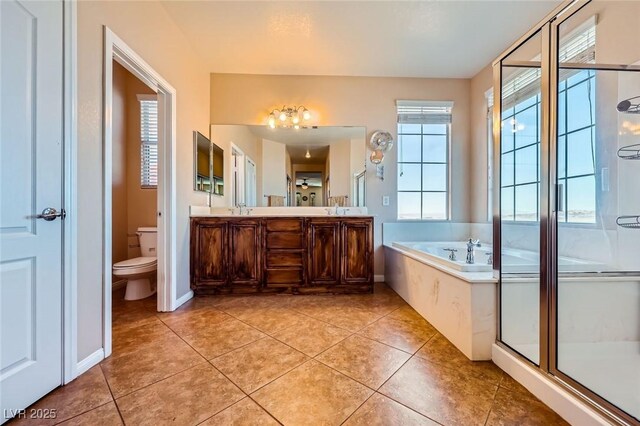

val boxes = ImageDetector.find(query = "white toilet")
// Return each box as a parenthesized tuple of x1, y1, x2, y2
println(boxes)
(113, 227, 157, 301)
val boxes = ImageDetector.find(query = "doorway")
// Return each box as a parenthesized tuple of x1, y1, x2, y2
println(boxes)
(103, 28, 178, 358)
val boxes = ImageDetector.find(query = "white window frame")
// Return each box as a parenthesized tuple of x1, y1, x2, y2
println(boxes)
(396, 100, 453, 221)
(138, 94, 158, 188)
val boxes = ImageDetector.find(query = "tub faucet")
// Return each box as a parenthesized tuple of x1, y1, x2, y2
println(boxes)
(443, 248, 458, 261)
(466, 238, 480, 264)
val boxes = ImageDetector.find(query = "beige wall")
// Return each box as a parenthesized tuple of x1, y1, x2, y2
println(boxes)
(210, 73, 472, 275)
(469, 64, 493, 223)
(112, 62, 157, 263)
(78, 1, 210, 360)
(125, 72, 157, 258)
(112, 63, 128, 266)
(210, 125, 262, 206)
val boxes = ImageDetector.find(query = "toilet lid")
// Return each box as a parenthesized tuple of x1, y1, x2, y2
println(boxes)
(113, 256, 157, 269)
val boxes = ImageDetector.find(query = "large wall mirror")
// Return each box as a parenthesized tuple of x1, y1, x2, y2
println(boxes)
(193, 131, 224, 195)
(210, 125, 366, 207)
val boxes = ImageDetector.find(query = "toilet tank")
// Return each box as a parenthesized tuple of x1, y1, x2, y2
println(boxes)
(137, 227, 157, 257)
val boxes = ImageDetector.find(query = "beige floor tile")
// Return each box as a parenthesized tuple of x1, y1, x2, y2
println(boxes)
(415, 333, 503, 385)
(111, 321, 175, 360)
(200, 397, 278, 426)
(179, 317, 266, 360)
(316, 335, 410, 389)
(56, 402, 123, 426)
(379, 356, 497, 426)
(211, 337, 308, 393)
(215, 296, 282, 318)
(486, 387, 568, 425)
(252, 360, 373, 425)
(159, 308, 231, 336)
(307, 306, 386, 332)
(499, 371, 531, 396)
(116, 364, 244, 426)
(240, 307, 309, 334)
(273, 317, 351, 356)
(12, 366, 113, 425)
(344, 393, 438, 426)
(384, 305, 430, 326)
(358, 314, 437, 354)
(101, 334, 205, 398)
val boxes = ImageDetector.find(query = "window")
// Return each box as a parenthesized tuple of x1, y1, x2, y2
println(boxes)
(396, 100, 452, 220)
(139, 95, 158, 188)
(492, 18, 596, 223)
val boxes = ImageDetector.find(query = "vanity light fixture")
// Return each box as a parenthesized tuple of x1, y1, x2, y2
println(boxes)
(268, 105, 311, 129)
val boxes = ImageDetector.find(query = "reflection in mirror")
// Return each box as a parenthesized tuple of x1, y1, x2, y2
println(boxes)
(194, 131, 211, 193)
(210, 125, 366, 207)
(193, 131, 224, 195)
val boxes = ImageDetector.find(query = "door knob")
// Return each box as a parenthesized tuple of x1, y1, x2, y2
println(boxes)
(36, 207, 66, 221)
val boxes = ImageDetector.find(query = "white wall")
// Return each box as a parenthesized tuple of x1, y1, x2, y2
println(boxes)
(329, 139, 351, 200)
(77, 1, 210, 360)
(261, 139, 287, 201)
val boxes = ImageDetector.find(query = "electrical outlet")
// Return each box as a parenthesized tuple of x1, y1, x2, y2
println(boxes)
(382, 195, 390, 206)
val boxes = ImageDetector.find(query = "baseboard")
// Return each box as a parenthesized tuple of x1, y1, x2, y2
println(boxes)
(492, 344, 611, 426)
(374, 274, 385, 283)
(173, 290, 193, 310)
(76, 348, 104, 376)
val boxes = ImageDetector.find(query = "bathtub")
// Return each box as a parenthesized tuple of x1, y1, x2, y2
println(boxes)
(392, 241, 604, 274)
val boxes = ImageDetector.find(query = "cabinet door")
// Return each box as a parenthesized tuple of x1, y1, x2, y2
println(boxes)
(307, 220, 340, 285)
(191, 220, 228, 287)
(341, 220, 373, 284)
(229, 220, 261, 286)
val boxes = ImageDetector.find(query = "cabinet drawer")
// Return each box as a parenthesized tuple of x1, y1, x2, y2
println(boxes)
(265, 268, 303, 284)
(266, 219, 303, 232)
(266, 251, 303, 267)
(266, 232, 303, 249)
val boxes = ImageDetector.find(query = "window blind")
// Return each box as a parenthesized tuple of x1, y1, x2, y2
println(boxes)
(396, 100, 454, 124)
(487, 16, 596, 109)
(140, 98, 158, 188)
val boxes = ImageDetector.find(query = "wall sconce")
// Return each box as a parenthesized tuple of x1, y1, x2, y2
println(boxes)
(268, 105, 311, 129)
(369, 131, 394, 180)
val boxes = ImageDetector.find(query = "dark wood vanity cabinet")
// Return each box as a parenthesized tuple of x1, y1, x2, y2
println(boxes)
(190, 216, 373, 295)
(307, 220, 341, 286)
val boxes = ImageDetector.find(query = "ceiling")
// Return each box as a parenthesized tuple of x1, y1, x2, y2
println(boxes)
(287, 145, 329, 164)
(161, 1, 560, 78)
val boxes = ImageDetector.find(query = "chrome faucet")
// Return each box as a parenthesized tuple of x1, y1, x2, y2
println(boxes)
(443, 248, 458, 261)
(334, 203, 340, 215)
(466, 238, 481, 264)
(486, 252, 493, 265)
(236, 203, 246, 216)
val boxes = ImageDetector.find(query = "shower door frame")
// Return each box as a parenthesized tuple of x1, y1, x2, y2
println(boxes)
(492, 1, 640, 424)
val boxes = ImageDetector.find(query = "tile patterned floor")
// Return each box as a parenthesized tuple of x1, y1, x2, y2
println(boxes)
(12, 283, 567, 425)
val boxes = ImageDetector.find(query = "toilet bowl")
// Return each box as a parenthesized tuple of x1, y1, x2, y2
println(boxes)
(113, 227, 157, 301)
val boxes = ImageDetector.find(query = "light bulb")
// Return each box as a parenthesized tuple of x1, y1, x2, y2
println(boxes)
(305, 149, 311, 159)
(292, 115, 300, 124)
(302, 109, 311, 120)
(294, 124, 300, 130)
(269, 121, 276, 129)
(279, 111, 287, 121)
(268, 115, 276, 128)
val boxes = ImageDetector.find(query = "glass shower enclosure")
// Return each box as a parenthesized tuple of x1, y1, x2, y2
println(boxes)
(493, 1, 640, 424)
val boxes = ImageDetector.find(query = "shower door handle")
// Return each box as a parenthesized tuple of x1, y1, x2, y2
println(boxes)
(556, 183, 565, 213)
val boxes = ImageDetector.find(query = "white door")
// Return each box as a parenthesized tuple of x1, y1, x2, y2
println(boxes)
(245, 157, 257, 207)
(0, 0, 64, 419)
